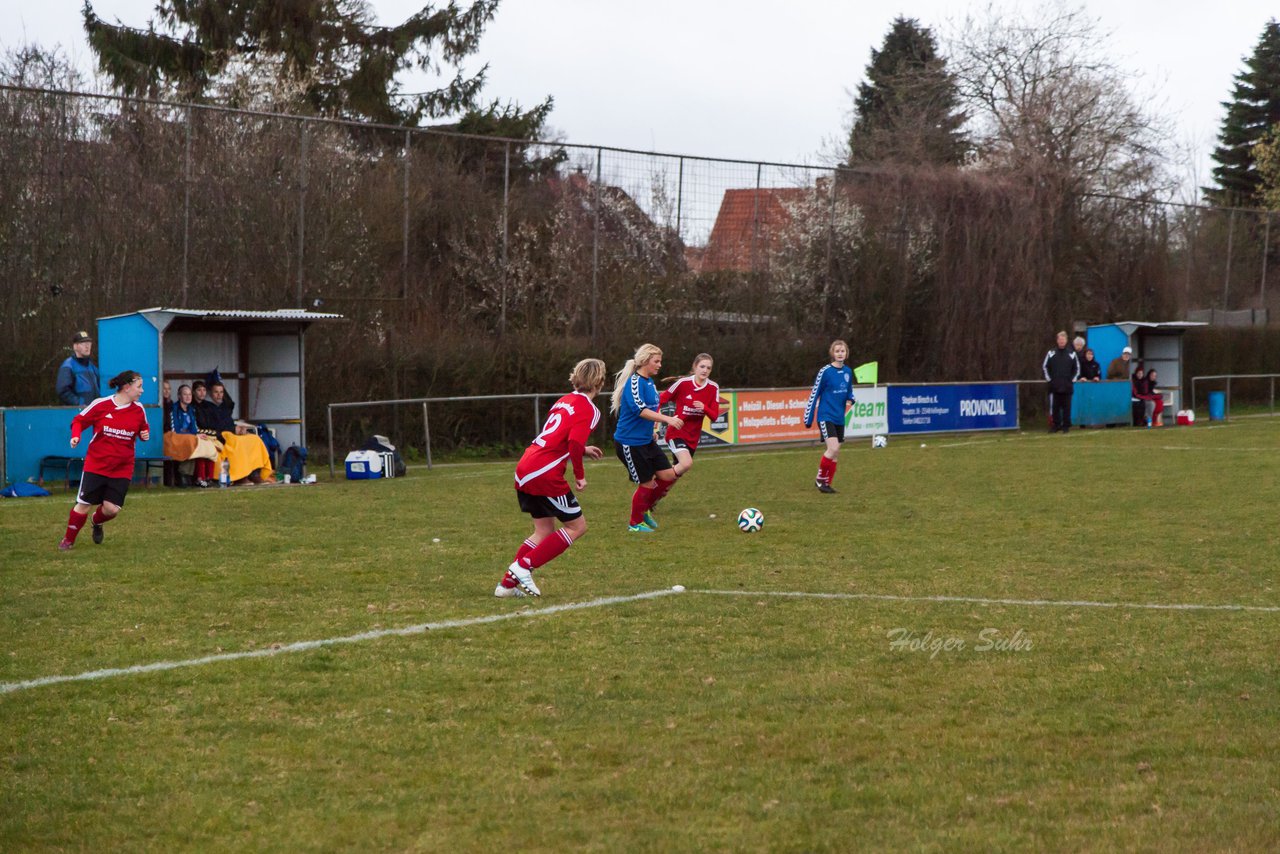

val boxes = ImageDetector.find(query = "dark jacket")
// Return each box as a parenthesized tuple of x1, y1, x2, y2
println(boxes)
(1079, 357, 1102, 381)
(1042, 346, 1080, 394)
(197, 393, 236, 435)
(1106, 356, 1131, 380)
(56, 356, 100, 406)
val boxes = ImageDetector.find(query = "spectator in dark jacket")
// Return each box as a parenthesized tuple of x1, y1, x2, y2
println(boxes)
(55, 330, 100, 406)
(1078, 348, 1102, 381)
(1042, 330, 1080, 433)
(1106, 346, 1133, 380)
(197, 382, 237, 436)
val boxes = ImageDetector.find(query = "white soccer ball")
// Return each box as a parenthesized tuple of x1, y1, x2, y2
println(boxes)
(872, 434, 888, 449)
(737, 507, 764, 533)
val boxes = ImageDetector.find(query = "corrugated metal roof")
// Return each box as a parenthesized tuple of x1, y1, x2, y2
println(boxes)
(100, 307, 345, 321)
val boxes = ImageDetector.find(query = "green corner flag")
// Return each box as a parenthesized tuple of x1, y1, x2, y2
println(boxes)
(853, 361, 879, 385)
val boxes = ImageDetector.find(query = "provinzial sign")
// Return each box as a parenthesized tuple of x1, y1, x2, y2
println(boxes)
(888, 384, 1019, 434)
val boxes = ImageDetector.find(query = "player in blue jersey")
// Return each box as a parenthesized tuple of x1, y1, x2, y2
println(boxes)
(803, 339, 855, 493)
(611, 343, 685, 532)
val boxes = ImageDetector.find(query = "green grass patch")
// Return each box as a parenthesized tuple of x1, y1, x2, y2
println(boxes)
(3, 422, 1279, 850)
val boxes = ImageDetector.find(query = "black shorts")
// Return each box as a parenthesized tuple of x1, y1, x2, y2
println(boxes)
(77, 471, 130, 507)
(665, 437, 697, 457)
(615, 441, 673, 484)
(818, 421, 845, 443)
(516, 489, 582, 522)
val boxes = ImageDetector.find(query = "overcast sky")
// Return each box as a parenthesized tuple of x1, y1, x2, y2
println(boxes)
(4, 0, 1277, 199)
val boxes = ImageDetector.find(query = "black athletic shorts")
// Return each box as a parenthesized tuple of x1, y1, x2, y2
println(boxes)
(516, 489, 582, 522)
(615, 441, 673, 484)
(665, 437, 697, 456)
(77, 471, 130, 508)
(818, 420, 846, 443)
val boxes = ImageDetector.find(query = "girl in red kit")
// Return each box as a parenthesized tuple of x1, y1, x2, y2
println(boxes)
(646, 353, 725, 524)
(59, 370, 151, 550)
(496, 358, 607, 598)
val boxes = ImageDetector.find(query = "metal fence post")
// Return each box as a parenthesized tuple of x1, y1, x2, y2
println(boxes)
(1261, 211, 1272, 308)
(676, 156, 684, 237)
(1222, 208, 1235, 310)
(533, 394, 541, 435)
(297, 121, 308, 308)
(591, 147, 602, 344)
(402, 129, 411, 300)
(423, 402, 432, 470)
(183, 107, 192, 307)
(501, 141, 510, 336)
(327, 403, 335, 479)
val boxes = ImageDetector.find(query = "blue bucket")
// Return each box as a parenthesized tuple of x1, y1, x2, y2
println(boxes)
(1208, 391, 1226, 421)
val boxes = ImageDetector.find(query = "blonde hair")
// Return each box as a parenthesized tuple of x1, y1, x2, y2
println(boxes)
(828, 339, 848, 359)
(660, 353, 713, 386)
(610, 343, 663, 413)
(569, 358, 606, 392)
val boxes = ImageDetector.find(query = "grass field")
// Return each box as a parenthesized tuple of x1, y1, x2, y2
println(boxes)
(3, 420, 1279, 851)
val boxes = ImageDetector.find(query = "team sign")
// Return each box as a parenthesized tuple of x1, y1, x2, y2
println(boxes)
(888, 384, 1019, 434)
(843, 387, 888, 437)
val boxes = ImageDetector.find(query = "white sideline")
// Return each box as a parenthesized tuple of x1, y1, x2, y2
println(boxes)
(693, 588, 1280, 613)
(0, 589, 678, 696)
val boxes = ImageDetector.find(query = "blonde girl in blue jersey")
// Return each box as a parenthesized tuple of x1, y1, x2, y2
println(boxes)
(803, 339, 855, 493)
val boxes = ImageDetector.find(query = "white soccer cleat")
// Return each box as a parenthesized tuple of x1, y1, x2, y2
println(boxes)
(509, 562, 541, 597)
(493, 583, 526, 598)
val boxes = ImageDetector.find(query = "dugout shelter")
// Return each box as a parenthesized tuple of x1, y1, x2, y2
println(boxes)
(1, 307, 342, 488)
(1072, 320, 1206, 426)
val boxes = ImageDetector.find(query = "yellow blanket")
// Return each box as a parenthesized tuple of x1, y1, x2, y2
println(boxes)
(218, 432, 274, 482)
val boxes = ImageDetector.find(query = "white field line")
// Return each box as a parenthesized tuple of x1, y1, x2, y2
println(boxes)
(0, 589, 678, 696)
(694, 588, 1280, 613)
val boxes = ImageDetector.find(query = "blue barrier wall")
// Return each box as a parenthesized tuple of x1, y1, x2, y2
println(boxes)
(1086, 324, 1131, 373)
(1071, 380, 1133, 426)
(2, 406, 163, 486)
(888, 384, 1019, 434)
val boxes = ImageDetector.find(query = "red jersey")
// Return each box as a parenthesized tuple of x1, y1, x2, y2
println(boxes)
(659, 376, 722, 447)
(514, 392, 601, 496)
(71, 396, 150, 479)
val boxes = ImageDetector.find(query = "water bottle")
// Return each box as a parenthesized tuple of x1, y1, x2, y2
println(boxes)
(219, 459, 230, 488)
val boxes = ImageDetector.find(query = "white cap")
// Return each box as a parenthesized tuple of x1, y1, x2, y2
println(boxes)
(1122, 346, 1132, 355)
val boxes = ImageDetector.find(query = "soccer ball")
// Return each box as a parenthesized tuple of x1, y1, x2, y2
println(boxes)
(872, 434, 888, 449)
(737, 507, 764, 533)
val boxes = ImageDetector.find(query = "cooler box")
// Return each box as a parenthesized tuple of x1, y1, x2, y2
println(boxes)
(1176, 410, 1195, 426)
(345, 450, 391, 479)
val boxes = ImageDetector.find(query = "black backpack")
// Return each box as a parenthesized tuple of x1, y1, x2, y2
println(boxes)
(361, 435, 407, 477)
(282, 445, 307, 482)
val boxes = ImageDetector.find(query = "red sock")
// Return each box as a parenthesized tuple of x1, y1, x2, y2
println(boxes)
(520, 529, 573, 570)
(503, 538, 539, 587)
(630, 486, 654, 525)
(816, 456, 831, 484)
(64, 509, 88, 543)
(649, 478, 674, 510)
(91, 508, 113, 526)
(828, 459, 838, 486)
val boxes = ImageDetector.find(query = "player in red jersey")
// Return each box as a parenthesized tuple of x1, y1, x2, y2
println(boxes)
(646, 353, 725, 526)
(496, 358, 607, 598)
(58, 370, 151, 550)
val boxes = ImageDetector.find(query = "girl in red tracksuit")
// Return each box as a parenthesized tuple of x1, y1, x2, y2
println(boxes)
(59, 370, 151, 550)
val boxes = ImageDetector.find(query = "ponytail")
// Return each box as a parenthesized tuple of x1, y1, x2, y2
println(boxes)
(108, 370, 141, 391)
(610, 359, 638, 414)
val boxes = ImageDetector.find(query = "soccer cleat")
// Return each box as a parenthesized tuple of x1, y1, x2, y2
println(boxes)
(91, 523, 104, 545)
(817, 483, 837, 494)
(627, 522, 656, 533)
(642, 511, 659, 530)
(509, 562, 541, 597)
(493, 583, 527, 598)
(58, 538, 74, 551)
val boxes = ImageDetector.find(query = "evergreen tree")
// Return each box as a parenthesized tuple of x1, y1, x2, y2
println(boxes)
(847, 16, 968, 167)
(81, 0, 513, 127)
(1207, 19, 1280, 206)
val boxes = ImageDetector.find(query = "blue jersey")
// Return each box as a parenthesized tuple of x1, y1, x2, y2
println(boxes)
(804, 364, 854, 426)
(613, 372, 660, 446)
